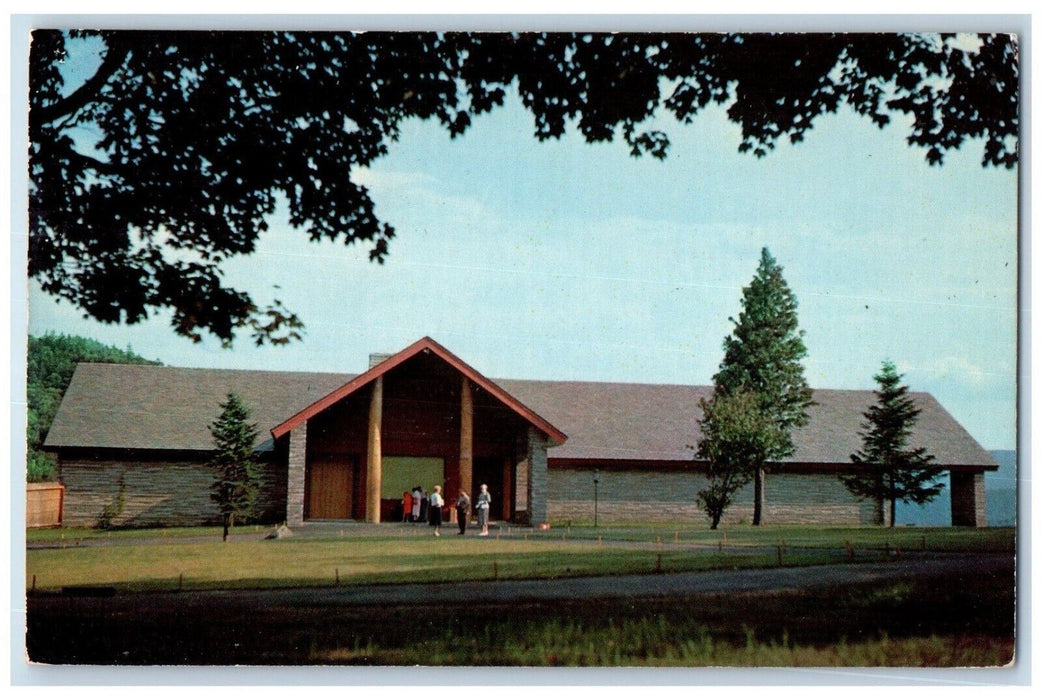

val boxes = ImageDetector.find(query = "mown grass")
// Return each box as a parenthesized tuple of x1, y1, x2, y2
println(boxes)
(25, 537, 854, 592)
(25, 524, 1015, 593)
(27, 521, 1016, 552)
(26, 525, 228, 542)
(528, 523, 1015, 552)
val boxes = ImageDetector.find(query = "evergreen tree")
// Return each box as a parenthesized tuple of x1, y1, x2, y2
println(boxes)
(209, 393, 260, 541)
(840, 360, 943, 527)
(712, 248, 814, 525)
(696, 390, 786, 529)
(27, 333, 160, 482)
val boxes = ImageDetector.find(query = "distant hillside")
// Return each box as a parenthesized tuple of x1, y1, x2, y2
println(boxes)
(28, 333, 161, 482)
(897, 450, 1016, 527)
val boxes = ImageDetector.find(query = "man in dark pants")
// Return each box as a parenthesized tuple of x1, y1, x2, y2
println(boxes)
(455, 491, 471, 535)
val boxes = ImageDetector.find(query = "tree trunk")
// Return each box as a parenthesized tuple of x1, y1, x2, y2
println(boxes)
(888, 471, 896, 528)
(752, 467, 765, 526)
(222, 514, 230, 542)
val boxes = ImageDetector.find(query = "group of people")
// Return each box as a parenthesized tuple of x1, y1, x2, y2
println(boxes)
(402, 483, 492, 537)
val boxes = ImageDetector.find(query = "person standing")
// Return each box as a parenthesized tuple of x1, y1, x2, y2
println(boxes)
(455, 491, 471, 535)
(475, 483, 492, 536)
(402, 490, 413, 523)
(429, 485, 445, 537)
(411, 486, 422, 523)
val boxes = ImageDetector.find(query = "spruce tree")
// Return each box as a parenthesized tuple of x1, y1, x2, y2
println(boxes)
(712, 248, 814, 525)
(840, 360, 943, 527)
(209, 393, 260, 541)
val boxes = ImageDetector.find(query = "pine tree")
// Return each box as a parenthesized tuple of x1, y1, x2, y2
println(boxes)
(696, 390, 787, 529)
(840, 360, 943, 527)
(712, 248, 814, 525)
(209, 393, 260, 541)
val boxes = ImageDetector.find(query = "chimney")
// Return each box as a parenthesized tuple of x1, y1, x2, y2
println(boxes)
(369, 353, 393, 369)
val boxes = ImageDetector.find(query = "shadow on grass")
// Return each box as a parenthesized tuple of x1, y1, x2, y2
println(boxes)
(26, 561, 1014, 666)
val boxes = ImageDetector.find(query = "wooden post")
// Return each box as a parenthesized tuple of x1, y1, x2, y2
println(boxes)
(459, 377, 473, 500)
(366, 376, 383, 523)
(501, 456, 513, 521)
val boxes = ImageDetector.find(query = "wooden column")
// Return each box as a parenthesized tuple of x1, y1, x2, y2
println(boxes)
(501, 456, 513, 521)
(366, 377, 383, 523)
(459, 377, 473, 499)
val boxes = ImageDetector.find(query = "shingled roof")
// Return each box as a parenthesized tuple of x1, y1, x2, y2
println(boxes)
(45, 363, 997, 469)
(44, 364, 354, 452)
(500, 380, 996, 468)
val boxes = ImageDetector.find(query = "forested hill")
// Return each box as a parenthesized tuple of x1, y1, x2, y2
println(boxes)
(27, 334, 161, 482)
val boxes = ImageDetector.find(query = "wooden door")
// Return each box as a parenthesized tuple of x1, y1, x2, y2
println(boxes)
(307, 455, 354, 519)
(473, 457, 507, 520)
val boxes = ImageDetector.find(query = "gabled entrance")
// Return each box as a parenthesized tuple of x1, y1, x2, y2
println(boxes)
(272, 337, 567, 526)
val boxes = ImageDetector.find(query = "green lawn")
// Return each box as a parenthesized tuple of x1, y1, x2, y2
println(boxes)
(25, 523, 1015, 593)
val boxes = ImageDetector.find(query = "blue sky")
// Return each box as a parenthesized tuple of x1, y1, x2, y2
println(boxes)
(23, 34, 1019, 450)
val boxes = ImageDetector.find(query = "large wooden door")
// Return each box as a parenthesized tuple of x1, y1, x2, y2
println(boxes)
(473, 457, 508, 520)
(307, 455, 355, 519)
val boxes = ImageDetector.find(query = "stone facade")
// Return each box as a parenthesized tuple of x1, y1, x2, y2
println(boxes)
(286, 423, 308, 527)
(58, 456, 284, 528)
(951, 471, 987, 527)
(547, 465, 881, 526)
(526, 427, 550, 525)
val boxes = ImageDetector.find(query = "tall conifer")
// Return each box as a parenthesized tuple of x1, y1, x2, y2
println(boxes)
(712, 248, 813, 525)
(841, 360, 943, 527)
(209, 393, 259, 541)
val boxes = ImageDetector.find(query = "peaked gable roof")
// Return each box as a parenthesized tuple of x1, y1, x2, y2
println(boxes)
(270, 336, 568, 445)
(44, 341, 997, 470)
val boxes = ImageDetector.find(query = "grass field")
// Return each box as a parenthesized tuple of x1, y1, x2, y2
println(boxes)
(24, 523, 1017, 666)
(26, 566, 1015, 666)
(25, 523, 1015, 592)
(312, 571, 1016, 666)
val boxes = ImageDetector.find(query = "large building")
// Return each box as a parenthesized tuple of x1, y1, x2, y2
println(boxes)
(44, 337, 997, 529)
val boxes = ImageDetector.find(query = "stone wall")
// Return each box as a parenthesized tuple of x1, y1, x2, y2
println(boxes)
(58, 456, 285, 528)
(286, 423, 308, 527)
(547, 465, 879, 526)
(951, 471, 987, 527)
(526, 428, 550, 525)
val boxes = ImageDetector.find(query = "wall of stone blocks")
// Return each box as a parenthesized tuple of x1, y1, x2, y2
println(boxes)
(950, 471, 987, 527)
(547, 466, 877, 526)
(59, 457, 286, 528)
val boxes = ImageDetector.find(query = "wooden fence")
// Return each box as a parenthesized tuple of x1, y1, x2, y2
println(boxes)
(27, 483, 64, 528)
